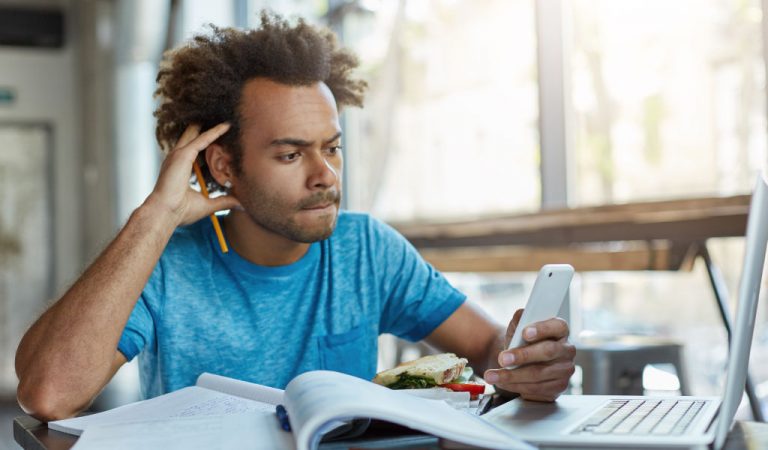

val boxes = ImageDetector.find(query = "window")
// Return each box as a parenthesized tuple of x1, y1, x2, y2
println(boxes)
(567, 0, 766, 205)
(342, 0, 540, 222)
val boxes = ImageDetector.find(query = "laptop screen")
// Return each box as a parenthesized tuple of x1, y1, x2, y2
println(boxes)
(714, 173, 768, 449)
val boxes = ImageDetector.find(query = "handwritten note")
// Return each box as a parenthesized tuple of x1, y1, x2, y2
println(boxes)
(173, 394, 270, 417)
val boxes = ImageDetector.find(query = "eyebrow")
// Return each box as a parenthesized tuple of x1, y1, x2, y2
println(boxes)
(270, 131, 342, 148)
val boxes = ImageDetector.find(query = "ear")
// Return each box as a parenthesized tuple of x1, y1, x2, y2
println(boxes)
(205, 143, 235, 187)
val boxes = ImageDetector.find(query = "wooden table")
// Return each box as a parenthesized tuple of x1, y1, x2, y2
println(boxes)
(14, 414, 768, 449)
(391, 194, 750, 273)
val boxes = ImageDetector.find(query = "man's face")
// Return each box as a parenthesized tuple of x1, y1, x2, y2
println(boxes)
(231, 78, 343, 243)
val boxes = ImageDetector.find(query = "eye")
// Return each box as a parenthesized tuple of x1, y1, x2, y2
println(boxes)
(278, 152, 300, 162)
(328, 145, 343, 156)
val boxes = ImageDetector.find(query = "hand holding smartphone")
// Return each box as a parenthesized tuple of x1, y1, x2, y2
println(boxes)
(505, 264, 574, 367)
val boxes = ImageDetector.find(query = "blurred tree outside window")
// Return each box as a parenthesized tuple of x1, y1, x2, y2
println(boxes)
(568, 0, 766, 205)
(340, 0, 540, 222)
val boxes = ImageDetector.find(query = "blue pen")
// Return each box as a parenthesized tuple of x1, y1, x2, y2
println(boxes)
(275, 404, 292, 432)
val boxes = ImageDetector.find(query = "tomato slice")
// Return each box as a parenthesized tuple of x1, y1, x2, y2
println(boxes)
(439, 382, 485, 399)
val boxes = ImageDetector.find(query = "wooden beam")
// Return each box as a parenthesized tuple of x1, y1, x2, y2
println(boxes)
(419, 241, 694, 272)
(393, 195, 750, 249)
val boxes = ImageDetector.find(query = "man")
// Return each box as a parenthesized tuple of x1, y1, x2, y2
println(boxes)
(16, 12, 575, 421)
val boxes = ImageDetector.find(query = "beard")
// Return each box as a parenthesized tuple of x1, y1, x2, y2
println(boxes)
(235, 178, 341, 243)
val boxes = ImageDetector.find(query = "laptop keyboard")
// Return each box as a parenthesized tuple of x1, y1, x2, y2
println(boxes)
(573, 399, 707, 435)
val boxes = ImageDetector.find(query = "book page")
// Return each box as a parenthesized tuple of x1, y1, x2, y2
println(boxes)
(71, 412, 295, 450)
(285, 370, 534, 450)
(196, 372, 284, 405)
(49, 386, 275, 436)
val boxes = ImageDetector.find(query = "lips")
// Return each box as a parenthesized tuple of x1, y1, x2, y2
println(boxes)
(298, 190, 340, 210)
(303, 203, 332, 210)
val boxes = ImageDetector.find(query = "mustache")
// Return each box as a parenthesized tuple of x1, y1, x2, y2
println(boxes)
(297, 190, 340, 209)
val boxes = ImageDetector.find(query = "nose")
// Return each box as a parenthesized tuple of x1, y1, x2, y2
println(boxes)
(307, 153, 339, 189)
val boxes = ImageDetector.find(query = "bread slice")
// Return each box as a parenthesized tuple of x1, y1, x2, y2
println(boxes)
(373, 353, 468, 387)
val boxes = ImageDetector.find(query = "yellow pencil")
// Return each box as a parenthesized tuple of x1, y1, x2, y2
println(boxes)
(192, 161, 229, 253)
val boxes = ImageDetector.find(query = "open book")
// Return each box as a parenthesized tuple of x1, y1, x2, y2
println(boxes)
(49, 372, 283, 435)
(50, 370, 533, 450)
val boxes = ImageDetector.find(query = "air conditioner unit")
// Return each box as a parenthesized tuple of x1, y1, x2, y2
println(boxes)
(0, 7, 64, 48)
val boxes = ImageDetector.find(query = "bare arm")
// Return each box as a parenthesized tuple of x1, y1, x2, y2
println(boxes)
(15, 124, 239, 421)
(424, 303, 504, 374)
(15, 202, 176, 420)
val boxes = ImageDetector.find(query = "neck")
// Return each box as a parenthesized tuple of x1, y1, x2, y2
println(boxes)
(221, 211, 310, 266)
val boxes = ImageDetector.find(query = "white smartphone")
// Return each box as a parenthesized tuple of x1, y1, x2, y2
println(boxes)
(506, 264, 574, 355)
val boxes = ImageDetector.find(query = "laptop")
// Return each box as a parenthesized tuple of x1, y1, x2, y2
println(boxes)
(483, 173, 768, 450)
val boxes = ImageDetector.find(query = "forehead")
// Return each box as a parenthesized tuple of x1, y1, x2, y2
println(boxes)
(238, 78, 340, 142)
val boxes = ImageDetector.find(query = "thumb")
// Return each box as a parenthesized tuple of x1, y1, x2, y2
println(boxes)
(206, 195, 242, 215)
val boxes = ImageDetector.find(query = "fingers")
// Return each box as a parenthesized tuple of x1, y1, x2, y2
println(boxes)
(489, 315, 576, 403)
(173, 123, 231, 163)
(498, 337, 575, 368)
(207, 193, 242, 214)
(515, 378, 572, 402)
(520, 317, 570, 344)
(178, 190, 242, 227)
(484, 359, 575, 401)
(536, 317, 570, 341)
(176, 124, 201, 149)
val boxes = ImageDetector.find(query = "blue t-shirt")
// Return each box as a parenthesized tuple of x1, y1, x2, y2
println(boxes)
(118, 211, 465, 399)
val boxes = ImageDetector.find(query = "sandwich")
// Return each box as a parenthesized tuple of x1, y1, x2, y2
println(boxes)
(373, 353, 485, 398)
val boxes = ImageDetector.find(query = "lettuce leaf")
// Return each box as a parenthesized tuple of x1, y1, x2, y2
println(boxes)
(387, 373, 438, 389)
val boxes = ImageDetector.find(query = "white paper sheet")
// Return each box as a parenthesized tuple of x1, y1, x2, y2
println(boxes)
(50, 386, 276, 435)
(399, 388, 471, 408)
(71, 412, 295, 450)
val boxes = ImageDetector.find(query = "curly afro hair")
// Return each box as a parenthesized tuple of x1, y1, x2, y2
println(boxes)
(154, 10, 367, 192)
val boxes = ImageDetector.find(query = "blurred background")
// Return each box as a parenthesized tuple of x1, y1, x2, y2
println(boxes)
(1, 0, 768, 447)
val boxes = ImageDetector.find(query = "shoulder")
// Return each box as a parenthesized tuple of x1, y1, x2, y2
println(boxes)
(331, 211, 415, 261)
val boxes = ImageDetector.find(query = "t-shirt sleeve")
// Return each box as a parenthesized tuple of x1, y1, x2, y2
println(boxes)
(374, 219, 466, 341)
(117, 262, 161, 361)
